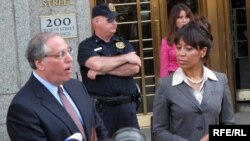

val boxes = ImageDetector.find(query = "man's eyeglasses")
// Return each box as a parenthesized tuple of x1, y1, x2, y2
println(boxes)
(44, 47, 73, 59)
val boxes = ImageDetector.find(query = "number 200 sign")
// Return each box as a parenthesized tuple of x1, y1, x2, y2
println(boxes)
(40, 14, 77, 38)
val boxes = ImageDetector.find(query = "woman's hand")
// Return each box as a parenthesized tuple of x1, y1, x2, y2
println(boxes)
(200, 134, 209, 141)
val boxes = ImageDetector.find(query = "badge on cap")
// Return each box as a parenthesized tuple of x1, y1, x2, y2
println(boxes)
(115, 42, 125, 49)
(108, 3, 116, 12)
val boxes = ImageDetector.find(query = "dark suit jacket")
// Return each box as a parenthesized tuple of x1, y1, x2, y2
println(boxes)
(153, 71, 235, 141)
(7, 74, 108, 141)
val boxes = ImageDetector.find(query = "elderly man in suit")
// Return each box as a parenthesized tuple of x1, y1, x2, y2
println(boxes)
(6, 32, 108, 141)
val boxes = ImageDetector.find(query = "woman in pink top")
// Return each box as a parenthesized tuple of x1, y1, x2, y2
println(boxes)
(160, 3, 194, 77)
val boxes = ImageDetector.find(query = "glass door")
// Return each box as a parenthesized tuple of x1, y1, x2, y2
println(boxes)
(230, 0, 250, 111)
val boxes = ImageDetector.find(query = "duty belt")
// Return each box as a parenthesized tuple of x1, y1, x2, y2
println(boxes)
(93, 95, 136, 106)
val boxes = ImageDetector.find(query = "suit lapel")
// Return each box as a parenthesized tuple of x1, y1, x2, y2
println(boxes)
(29, 75, 79, 135)
(200, 80, 213, 107)
(176, 82, 201, 110)
(41, 93, 80, 134)
(176, 79, 214, 109)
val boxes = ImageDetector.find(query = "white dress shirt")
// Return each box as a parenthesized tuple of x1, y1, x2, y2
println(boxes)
(172, 66, 218, 104)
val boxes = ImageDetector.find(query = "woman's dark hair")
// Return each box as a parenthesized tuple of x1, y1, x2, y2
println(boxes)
(174, 17, 213, 60)
(167, 3, 194, 45)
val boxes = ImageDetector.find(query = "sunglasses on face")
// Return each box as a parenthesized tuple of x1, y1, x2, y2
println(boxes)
(107, 17, 117, 23)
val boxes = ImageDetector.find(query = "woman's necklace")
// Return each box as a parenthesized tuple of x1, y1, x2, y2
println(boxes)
(186, 76, 204, 84)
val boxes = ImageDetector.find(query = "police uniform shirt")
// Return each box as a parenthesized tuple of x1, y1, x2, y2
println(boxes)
(77, 34, 137, 97)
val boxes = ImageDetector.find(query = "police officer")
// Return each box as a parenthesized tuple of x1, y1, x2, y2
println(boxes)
(77, 2, 141, 137)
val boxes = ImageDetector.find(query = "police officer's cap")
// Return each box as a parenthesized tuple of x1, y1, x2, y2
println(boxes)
(92, 3, 120, 20)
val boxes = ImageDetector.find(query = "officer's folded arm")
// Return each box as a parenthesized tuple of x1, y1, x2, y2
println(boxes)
(87, 69, 105, 80)
(85, 55, 133, 72)
(106, 63, 140, 76)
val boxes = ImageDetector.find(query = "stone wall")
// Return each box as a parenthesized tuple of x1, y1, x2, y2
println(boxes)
(0, 0, 92, 140)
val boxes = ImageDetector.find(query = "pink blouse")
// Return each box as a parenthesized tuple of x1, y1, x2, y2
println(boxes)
(160, 37, 179, 78)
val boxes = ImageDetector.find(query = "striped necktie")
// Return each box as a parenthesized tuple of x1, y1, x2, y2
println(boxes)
(58, 86, 86, 140)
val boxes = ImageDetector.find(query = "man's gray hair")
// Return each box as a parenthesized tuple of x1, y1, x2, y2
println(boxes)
(26, 32, 59, 69)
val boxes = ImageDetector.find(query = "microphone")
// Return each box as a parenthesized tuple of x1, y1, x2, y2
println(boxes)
(65, 132, 83, 141)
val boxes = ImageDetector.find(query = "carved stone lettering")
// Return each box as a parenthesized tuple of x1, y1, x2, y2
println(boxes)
(42, 0, 73, 7)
